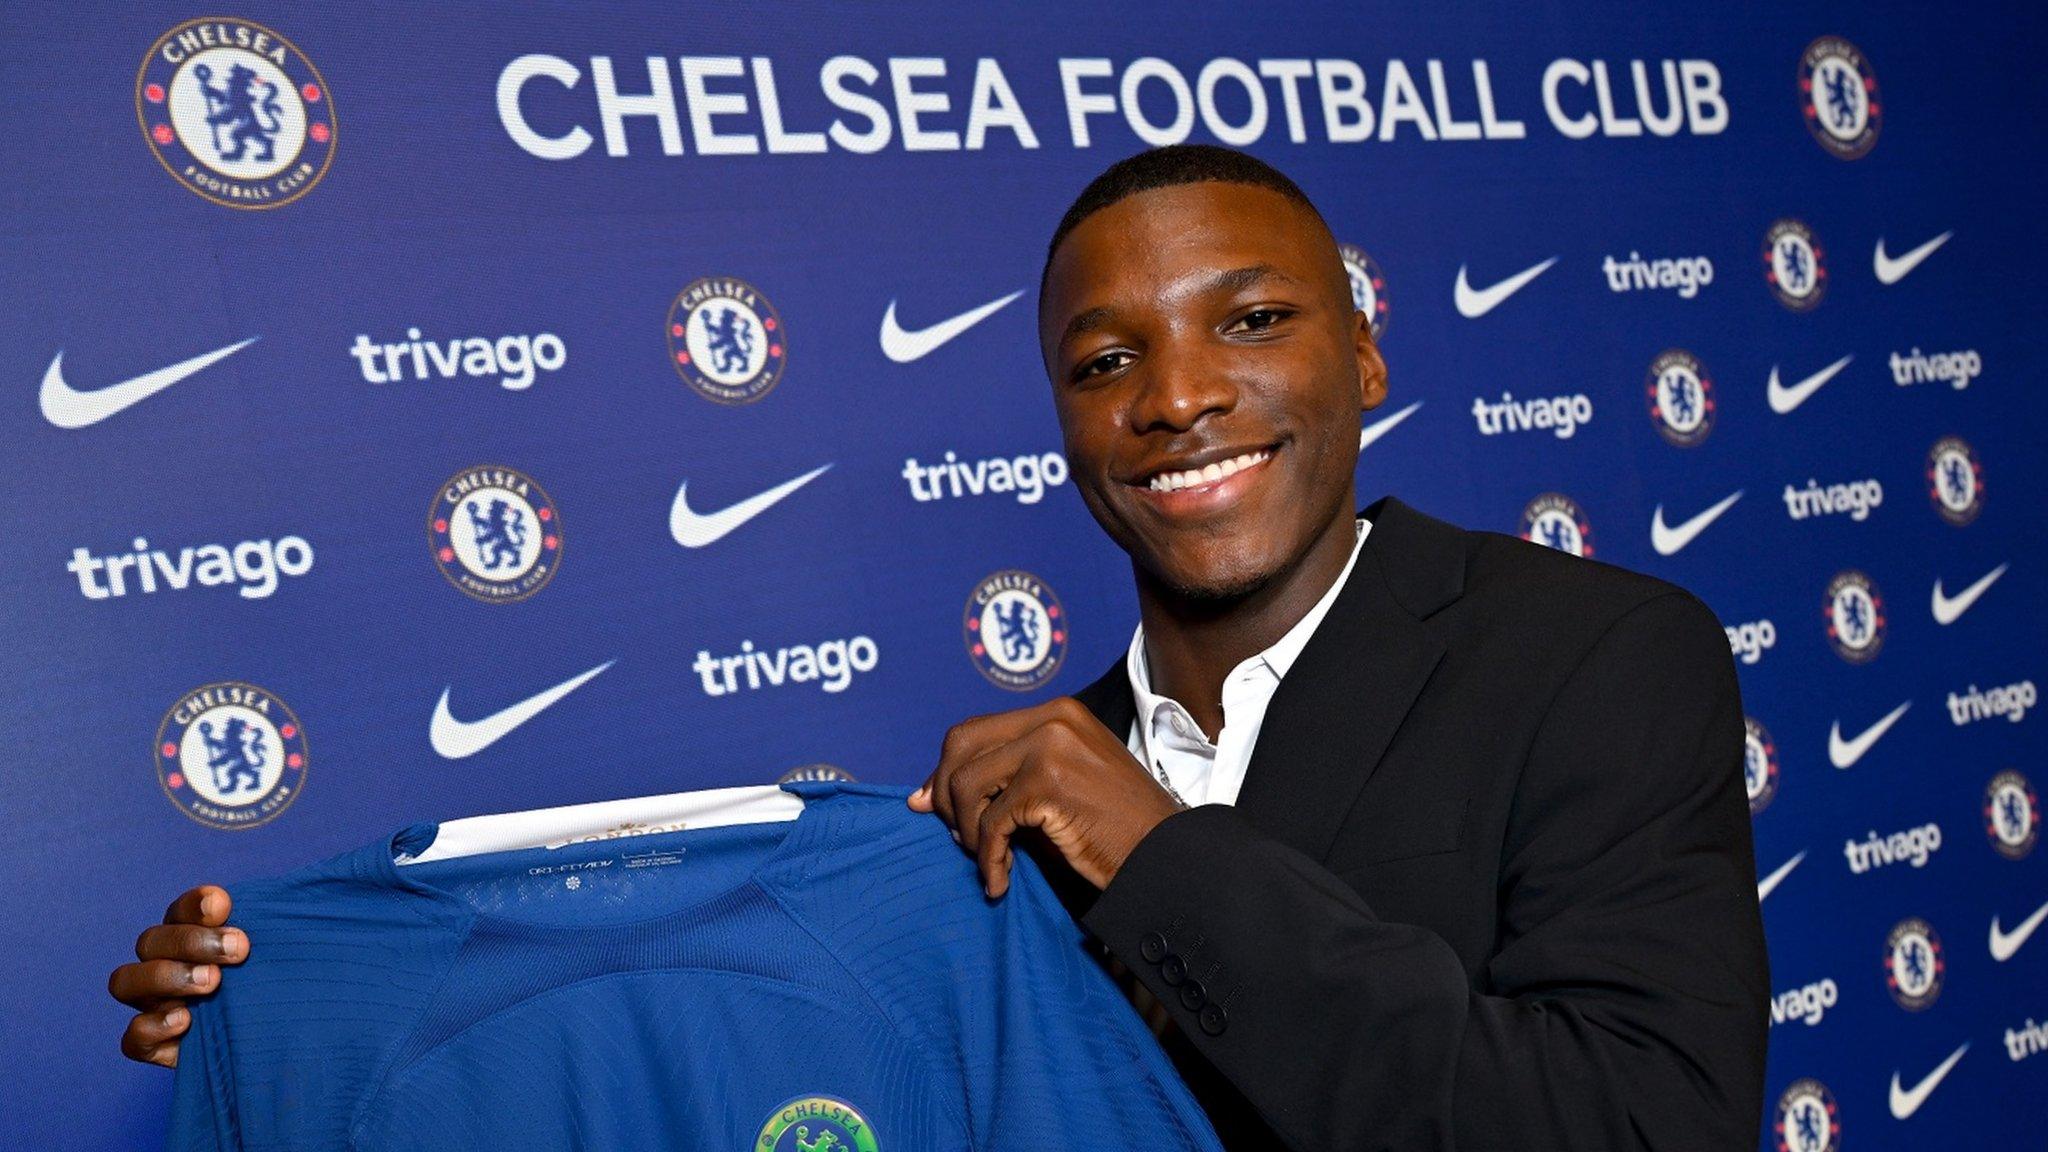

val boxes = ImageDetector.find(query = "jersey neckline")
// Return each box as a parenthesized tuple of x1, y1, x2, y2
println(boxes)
(359, 779, 904, 934)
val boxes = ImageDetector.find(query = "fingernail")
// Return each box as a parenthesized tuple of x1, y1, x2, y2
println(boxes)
(165, 1007, 188, 1029)
(220, 930, 246, 961)
(190, 964, 217, 988)
(202, 891, 224, 920)
(949, 828, 960, 844)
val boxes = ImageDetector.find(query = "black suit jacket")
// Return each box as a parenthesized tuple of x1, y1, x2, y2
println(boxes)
(1061, 496, 1769, 1151)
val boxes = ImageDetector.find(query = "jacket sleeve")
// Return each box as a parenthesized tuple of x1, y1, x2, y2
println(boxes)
(1079, 591, 1770, 1151)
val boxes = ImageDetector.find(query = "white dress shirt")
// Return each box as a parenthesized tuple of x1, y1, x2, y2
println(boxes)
(1124, 517, 1370, 808)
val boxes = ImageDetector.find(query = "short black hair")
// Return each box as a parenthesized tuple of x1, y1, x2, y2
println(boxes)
(1039, 144, 1332, 305)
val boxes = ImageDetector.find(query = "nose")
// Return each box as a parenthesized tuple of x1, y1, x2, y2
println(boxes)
(1126, 341, 1238, 435)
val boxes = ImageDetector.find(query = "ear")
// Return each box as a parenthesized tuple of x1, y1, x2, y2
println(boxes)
(1353, 308, 1388, 412)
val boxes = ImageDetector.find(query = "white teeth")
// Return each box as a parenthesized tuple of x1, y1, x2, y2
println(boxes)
(1147, 449, 1271, 492)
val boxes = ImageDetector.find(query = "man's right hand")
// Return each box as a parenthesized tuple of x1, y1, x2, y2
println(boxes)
(107, 886, 247, 1068)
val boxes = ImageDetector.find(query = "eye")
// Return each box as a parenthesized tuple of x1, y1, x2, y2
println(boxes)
(1073, 350, 1132, 382)
(1229, 307, 1294, 333)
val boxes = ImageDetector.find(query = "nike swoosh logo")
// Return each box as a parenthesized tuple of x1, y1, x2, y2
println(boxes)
(1359, 401, 1423, 451)
(1766, 354, 1854, 415)
(670, 463, 831, 549)
(1874, 231, 1953, 286)
(1650, 490, 1743, 556)
(1990, 898, 2048, 962)
(430, 660, 615, 760)
(1453, 258, 1557, 319)
(39, 338, 259, 429)
(1931, 562, 2008, 625)
(1889, 1042, 1968, 1120)
(1757, 850, 1805, 902)
(1829, 700, 1911, 769)
(879, 290, 1024, 363)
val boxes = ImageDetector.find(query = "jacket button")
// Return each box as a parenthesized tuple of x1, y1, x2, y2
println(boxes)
(1178, 979, 1207, 1011)
(1140, 931, 1169, 964)
(1199, 1002, 1228, 1036)
(1160, 953, 1187, 987)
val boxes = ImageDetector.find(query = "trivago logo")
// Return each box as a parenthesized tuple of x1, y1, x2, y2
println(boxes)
(1947, 679, 2036, 726)
(1843, 822, 1942, 874)
(1890, 347, 1982, 390)
(901, 450, 1069, 505)
(350, 328, 567, 391)
(1769, 977, 1839, 1028)
(68, 534, 313, 600)
(1782, 477, 1882, 522)
(1724, 618, 1776, 665)
(692, 635, 880, 696)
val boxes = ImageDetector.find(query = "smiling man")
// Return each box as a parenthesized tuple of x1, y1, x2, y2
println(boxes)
(110, 145, 1768, 1150)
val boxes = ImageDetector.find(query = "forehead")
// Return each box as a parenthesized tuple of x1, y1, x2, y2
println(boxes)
(1040, 181, 1339, 331)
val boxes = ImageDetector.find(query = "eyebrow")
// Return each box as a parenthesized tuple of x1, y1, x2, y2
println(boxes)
(1058, 263, 1302, 346)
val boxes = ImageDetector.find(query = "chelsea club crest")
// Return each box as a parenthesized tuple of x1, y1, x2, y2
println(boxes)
(1337, 243, 1392, 341)
(1926, 436, 1985, 526)
(429, 465, 562, 603)
(668, 277, 787, 405)
(754, 1094, 879, 1152)
(137, 18, 336, 209)
(1762, 219, 1826, 312)
(964, 570, 1067, 691)
(1773, 1078, 1839, 1152)
(1985, 770, 2039, 861)
(1799, 37, 1881, 160)
(1822, 570, 1884, 663)
(1645, 350, 1715, 448)
(1884, 917, 1945, 1011)
(1519, 494, 1593, 558)
(156, 682, 308, 829)
(1743, 717, 1780, 817)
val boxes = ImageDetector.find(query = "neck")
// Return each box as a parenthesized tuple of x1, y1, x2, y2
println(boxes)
(1134, 501, 1359, 740)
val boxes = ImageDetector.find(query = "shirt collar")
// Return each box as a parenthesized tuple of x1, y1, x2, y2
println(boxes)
(1126, 517, 1371, 717)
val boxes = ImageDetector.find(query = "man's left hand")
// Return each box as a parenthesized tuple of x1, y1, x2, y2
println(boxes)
(909, 697, 1183, 898)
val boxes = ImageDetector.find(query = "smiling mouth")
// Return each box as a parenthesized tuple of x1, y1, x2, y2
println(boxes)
(1142, 446, 1275, 494)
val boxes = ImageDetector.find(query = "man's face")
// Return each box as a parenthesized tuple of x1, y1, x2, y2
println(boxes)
(1039, 181, 1386, 600)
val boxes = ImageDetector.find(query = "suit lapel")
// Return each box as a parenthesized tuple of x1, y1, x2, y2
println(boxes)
(1235, 516, 1446, 862)
(1074, 497, 1463, 865)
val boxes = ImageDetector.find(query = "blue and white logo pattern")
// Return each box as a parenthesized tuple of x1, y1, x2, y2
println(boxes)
(964, 570, 1066, 691)
(429, 466, 562, 603)
(1800, 37, 1881, 160)
(136, 18, 334, 208)
(1520, 493, 1593, 558)
(1646, 349, 1715, 448)
(1884, 917, 1945, 1011)
(1824, 570, 1885, 664)
(155, 682, 308, 829)
(1985, 771, 2038, 861)
(1774, 1078, 1840, 1152)
(1764, 219, 1827, 311)
(1338, 243, 1392, 341)
(1745, 716, 1781, 817)
(667, 277, 786, 405)
(1927, 436, 1985, 526)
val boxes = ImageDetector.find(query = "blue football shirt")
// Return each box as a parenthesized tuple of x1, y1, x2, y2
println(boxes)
(167, 779, 1222, 1151)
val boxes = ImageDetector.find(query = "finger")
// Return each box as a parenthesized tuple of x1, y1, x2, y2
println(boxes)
(947, 739, 1022, 855)
(135, 923, 246, 965)
(976, 789, 1026, 898)
(109, 958, 219, 1010)
(164, 885, 232, 927)
(120, 1006, 190, 1068)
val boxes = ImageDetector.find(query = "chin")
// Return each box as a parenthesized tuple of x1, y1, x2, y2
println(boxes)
(1147, 547, 1283, 604)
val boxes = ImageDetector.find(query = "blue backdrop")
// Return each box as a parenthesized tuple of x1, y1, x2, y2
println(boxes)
(3, 4, 2043, 1148)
